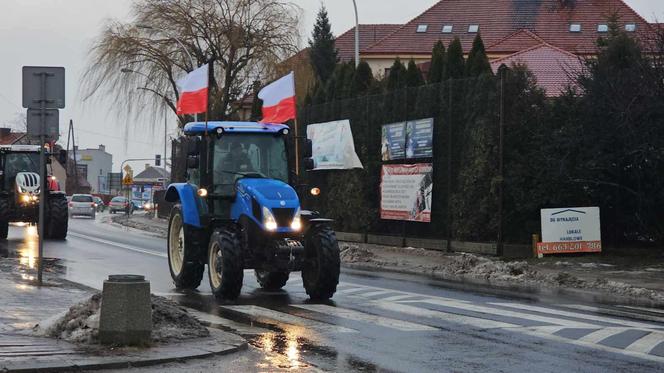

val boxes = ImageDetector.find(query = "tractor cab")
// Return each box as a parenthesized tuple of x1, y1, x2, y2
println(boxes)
(165, 121, 339, 301)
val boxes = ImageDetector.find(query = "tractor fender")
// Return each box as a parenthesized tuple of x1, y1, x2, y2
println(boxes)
(165, 183, 203, 228)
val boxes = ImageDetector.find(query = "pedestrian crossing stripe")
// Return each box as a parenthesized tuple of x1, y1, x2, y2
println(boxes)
(221, 305, 356, 334)
(292, 304, 437, 332)
(625, 331, 664, 354)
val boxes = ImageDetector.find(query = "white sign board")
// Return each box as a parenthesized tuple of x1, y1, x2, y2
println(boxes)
(539, 207, 601, 254)
(306, 120, 363, 170)
(380, 164, 433, 222)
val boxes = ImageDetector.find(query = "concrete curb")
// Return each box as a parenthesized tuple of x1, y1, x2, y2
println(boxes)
(341, 261, 664, 310)
(0, 329, 247, 373)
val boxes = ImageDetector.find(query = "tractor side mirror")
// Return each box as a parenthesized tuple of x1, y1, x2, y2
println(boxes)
(58, 149, 67, 165)
(303, 158, 315, 171)
(187, 154, 200, 169)
(303, 139, 313, 158)
(187, 137, 201, 156)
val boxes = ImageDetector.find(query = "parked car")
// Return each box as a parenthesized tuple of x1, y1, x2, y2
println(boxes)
(69, 194, 96, 219)
(109, 196, 133, 214)
(93, 196, 105, 212)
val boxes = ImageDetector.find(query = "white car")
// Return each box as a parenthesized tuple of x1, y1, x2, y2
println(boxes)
(69, 194, 96, 218)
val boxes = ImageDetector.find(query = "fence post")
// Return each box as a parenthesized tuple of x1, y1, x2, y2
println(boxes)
(497, 70, 505, 256)
(446, 80, 453, 252)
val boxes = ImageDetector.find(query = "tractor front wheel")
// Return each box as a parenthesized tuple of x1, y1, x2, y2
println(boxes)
(302, 226, 340, 300)
(167, 205, 204, 289)
(255, 270, 289, 290)
(0, 197, 8, 239)
(46, 196, 68, 240)
(208, 228, 244, 300)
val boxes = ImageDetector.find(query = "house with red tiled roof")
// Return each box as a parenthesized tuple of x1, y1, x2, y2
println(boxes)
(354, 0, 655, 95)
(0, 128, 26, 145)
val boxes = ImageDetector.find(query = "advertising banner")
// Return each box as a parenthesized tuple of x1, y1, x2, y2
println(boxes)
(381, 118, 434, 160)
(380, 164, 433, 222)
(306, 120, 363, 170)
(381, 122, 406, 160)
(537, 207, 602, 254)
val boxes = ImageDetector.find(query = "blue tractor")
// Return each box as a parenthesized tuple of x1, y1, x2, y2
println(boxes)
(164, 121, 340, 300)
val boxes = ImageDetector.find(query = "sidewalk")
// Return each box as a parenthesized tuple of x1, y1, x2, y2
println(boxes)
(0, 256, 246, 372)
(109, 214, 664, 307)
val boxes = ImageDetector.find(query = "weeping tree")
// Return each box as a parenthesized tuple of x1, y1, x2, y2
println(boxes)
(81, 0, 301, 127)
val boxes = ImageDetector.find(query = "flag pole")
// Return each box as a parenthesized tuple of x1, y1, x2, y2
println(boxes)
(294, 117, 300, 177)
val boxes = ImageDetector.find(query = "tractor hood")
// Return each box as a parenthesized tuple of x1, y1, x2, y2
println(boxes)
(236, 178, 299, 209)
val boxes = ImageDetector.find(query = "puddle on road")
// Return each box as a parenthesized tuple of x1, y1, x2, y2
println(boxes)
(0, 223, 66, 276)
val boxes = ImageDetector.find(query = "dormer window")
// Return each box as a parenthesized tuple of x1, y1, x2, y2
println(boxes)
(625, 24, 636, 32)
(468, 24, 479, 33)
(597, 24, 608, 33)
(442, 25, 453, 33)
(416, 24, 428, 33)
(569, 24, 581, 32)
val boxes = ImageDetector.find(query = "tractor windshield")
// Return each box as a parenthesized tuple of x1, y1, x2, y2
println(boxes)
(213, 133, 289, 195)
(2, 152, 40, 190)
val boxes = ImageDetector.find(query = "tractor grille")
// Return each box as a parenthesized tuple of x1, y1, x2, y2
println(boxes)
(21, 173, 39, 188)
(272, 208, 294, 227)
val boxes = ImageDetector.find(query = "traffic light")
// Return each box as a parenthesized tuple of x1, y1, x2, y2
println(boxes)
(155, 154, 161, 166)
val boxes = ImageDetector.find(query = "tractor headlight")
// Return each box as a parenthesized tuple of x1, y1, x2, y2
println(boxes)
(290, 208, 302, 231)
(262, 206, 278, 231)
(21, 195, 30, 203)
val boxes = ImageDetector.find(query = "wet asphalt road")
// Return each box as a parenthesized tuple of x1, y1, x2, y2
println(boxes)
(3, 215, 664, 372)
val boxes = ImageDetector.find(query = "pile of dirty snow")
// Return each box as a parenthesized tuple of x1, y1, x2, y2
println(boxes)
(36, 293, 209, 345)
(340, 244, 376, 263)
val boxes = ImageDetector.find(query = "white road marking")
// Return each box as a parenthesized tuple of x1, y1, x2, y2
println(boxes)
(522, 328, 664, 364)
(618, 305, 664, 316)
(496, 303, 664, 330)
(577, 327, 628, 344)
(410, 299, 598, 328)
(336, 287, 371, 295)
(359, 290, 395, 298)
(371, 301, 518, 329)
(625, 331, 664, 354)
(68, 232, 167, 258)
(293, 304, 437, 332)
(380, 294, 420, 302)
(221, 305, 356, 334)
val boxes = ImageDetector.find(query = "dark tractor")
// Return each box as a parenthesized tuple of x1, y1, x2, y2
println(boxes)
(0, 145, 68, 239)
(165, 121, 340, 300)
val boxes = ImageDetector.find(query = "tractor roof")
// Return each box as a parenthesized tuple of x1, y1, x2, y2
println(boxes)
(183, 121, 290, 136)
(0, 145, 41, 153)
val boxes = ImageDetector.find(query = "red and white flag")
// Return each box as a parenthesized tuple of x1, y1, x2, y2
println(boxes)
(176, 63, 209, 115)
(259, 71, 296, 123)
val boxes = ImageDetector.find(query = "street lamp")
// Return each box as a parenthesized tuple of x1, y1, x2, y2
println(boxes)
(136, 24, 199, 122)
(121, 68, 170, 170)
(352, 0, 359, 67)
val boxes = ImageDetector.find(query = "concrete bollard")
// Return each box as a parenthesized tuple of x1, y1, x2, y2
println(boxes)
(99, 274, 152, 346)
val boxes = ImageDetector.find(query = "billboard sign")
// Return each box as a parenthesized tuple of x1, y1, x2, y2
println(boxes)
(381, 118, 434, 160)
(306, 120, 363, 170)
(537, 207, 601, 254)
(380, 163, 433, 222)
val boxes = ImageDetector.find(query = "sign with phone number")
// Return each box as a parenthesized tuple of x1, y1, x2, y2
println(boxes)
(537, 240, 602, 254)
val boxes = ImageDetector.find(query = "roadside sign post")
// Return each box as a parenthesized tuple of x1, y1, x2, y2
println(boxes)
(22, 66, 65, 286)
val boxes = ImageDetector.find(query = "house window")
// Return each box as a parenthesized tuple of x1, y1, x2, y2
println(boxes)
(468, 24, 479, 33)
(597, 24, 608, 33)
(416, 24, 428, 33)
(569, 24, 581, 32)
(442, 25, 453, 33)
(625, 24, 636, 32)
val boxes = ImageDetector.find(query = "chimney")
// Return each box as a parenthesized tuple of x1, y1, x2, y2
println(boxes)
(145, 163, 151, 170)
(0, 128, 10, 137)
(558, 0, 576, 9)
(99, 144, 105, 152)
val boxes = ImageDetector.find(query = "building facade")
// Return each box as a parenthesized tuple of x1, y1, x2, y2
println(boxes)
(75, 145, 112, 194)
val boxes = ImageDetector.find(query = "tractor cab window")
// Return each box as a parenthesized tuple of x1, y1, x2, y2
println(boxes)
(213, 133, 288, 196)
(2, 153, 39, 189)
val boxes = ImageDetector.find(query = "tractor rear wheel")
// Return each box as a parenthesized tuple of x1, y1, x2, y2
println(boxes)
(167, 205, 204, 289)
(302, 226, 340, 300)
(255, 270, 289, 290)
(208, 228, 244, 300)
(46, 196, 68, 240)
(0, 197, 8, 239)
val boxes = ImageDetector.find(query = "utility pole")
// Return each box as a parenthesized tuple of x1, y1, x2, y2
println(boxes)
(352, 0, 360, 67)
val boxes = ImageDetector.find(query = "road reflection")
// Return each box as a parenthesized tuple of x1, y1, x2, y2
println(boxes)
(255, 329, 303, 370)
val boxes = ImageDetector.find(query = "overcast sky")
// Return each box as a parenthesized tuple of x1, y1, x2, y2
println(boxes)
(0, 0, 662, 172)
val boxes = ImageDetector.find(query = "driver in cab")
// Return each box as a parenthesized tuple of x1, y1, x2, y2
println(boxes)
(223, 141, 254, 174)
